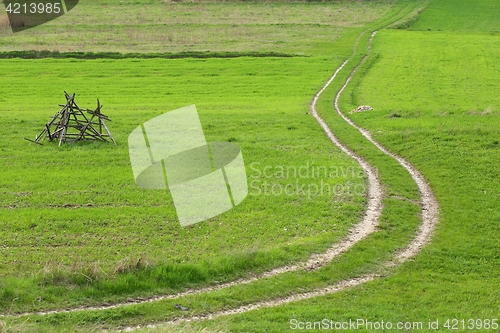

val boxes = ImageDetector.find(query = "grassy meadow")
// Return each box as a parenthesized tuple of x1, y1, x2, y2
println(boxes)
(3, 0, 499, 332)
(193, 0, 500, 332)
(0, 0, 414, 321)
(0, 0, 394, 56)
(1, 57, 370, 310)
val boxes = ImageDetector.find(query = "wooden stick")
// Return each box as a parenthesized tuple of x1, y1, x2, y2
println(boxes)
(24, 138, 44, 145)
(101, 120, 116, 145)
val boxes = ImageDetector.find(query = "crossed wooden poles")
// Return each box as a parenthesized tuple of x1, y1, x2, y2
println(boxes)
(26, 91, 116, 146)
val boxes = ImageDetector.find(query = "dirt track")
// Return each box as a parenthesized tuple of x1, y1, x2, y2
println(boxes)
(2, 29, 439, 333)
(119, 30, 439, 331)
(6, 50, 384, 318)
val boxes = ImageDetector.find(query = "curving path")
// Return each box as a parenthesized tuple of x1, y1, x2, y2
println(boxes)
(3, 24, 438, 333)
(7, 47, 385, 316)
(120, 30, 439, 331)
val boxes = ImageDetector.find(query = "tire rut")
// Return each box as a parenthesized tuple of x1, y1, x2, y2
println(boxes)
(3, 29, 438, 333)
(121, 30, 439, 331)
(3, 53, 383, 318)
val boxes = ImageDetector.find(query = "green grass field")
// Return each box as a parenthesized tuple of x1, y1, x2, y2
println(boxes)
(1, 57, 371, 309)
(1, 0, 499, 332)
(0, 0, 393, 56)
(201, 0, 500, 332)
(0, 0, 406, 321)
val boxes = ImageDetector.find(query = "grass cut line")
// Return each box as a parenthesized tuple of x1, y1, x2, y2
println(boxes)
(0, 50, 298, 60)
(388, 0, 429, 30)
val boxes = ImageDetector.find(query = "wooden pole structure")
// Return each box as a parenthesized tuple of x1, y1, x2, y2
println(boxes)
(26, 92, 116, 146)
